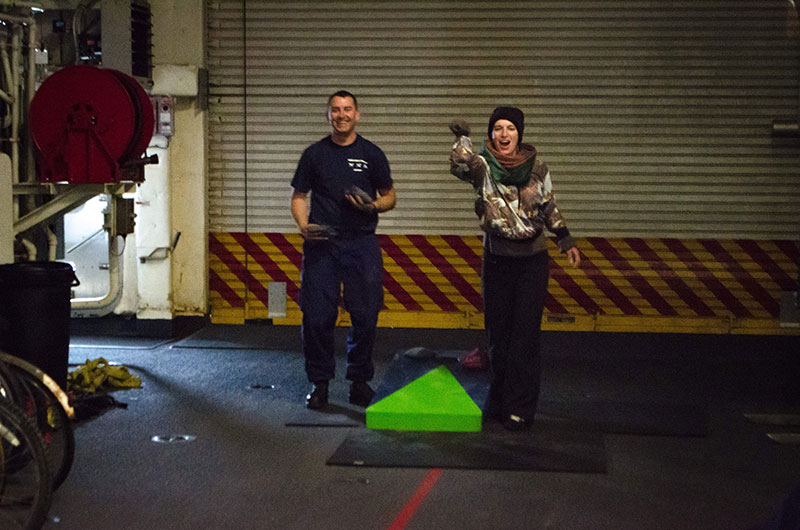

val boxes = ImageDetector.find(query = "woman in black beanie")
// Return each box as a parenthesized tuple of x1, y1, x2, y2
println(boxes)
(449, 106, 581, 430)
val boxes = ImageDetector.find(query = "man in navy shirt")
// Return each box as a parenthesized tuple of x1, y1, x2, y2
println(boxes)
(290, 90, 396, 409)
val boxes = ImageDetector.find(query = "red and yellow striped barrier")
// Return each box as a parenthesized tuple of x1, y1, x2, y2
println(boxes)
(209, 233, 799, 335)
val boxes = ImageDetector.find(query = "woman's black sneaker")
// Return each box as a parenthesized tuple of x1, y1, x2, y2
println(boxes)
(503, 414, 531, 431)
(349, 381, 375, 407)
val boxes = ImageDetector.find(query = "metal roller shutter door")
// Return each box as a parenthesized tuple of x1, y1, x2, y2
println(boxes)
(207, 1, 800, 239)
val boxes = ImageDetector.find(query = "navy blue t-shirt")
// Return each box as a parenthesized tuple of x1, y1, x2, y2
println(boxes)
(291, 135, 392, 235)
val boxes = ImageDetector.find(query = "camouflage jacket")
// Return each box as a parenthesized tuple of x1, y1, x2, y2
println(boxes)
(450, 135, 573, 250)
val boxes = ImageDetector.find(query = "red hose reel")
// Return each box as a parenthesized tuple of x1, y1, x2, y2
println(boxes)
(29, 65, 156, 183)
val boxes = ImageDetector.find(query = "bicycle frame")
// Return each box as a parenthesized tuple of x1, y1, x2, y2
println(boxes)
(0, 353, 75, 420)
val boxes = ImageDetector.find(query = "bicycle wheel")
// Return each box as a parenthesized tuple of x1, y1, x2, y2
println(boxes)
(5, 365, 74, 491)
(0, 360, 23, 404)
(0, 399, 52, 530)
(0, 354, 75, 491)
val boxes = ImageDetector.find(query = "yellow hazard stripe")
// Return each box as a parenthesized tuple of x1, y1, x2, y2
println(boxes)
(209, 233, 799, 335)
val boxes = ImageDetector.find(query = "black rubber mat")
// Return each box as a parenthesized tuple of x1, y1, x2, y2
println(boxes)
(70, 336, 173, 350)
(327, 421, 606, 472)
(171, 324, 300, 350)
(377, 349, 707, 437)
(285, 403, 364, 427)
(538, 400, 708, 437)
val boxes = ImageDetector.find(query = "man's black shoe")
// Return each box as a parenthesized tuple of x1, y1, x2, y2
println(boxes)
(305, 382, 329, 409)
(349, 381, 375, 407)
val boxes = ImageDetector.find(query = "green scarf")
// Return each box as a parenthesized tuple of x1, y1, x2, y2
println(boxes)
(480, 141, 536, 186)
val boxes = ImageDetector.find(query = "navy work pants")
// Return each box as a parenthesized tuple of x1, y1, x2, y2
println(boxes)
(300, 234, 384, 383)
(482, 250, 550, 421)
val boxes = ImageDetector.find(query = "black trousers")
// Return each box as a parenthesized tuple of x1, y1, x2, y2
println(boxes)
(482, 250, 550, 421)
(300, 235, 384, 383)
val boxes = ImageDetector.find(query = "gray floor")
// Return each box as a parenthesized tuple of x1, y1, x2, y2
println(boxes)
(39, 326, 800, 530)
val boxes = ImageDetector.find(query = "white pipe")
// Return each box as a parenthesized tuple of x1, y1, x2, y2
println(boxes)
(2, 3, 44, 13)
(0, 42, 12, 86)
(0, 43, 13, 128)
(0, 86, 12, 105)
(20, 237, 36, 261)
(0, 152, 11, 264)
(9, 26, 20, 183)
(0, 42, 11, 85)
(24, 20, 36, 183)
(71, 232, 123, 317)
(46, 225, 57, 261)
(0, 42, 14, 223)
(0, 13, 35, 25)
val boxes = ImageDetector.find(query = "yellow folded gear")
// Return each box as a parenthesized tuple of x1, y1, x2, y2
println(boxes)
(67, 357, 142, 394)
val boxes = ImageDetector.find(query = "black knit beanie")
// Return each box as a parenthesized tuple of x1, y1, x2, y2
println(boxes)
(487, 106, 524, 143)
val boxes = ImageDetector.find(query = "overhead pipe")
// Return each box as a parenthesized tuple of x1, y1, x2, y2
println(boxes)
(0, 12, 38, 25)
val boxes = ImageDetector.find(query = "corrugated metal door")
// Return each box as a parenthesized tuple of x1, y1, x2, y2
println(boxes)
(207, 0, 800, 239)
(206, 1, 800, 333)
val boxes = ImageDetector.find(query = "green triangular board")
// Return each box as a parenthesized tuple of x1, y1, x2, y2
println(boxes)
(366, 365, 482, 432)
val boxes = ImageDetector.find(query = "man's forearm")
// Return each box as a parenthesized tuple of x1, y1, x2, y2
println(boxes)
(373, 188, 396, 213)
(290, 192, 309, 230)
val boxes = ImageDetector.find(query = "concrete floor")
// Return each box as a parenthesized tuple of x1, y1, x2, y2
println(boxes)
(38, 325, 800, 530)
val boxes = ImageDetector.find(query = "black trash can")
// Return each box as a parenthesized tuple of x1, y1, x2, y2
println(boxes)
(0, 261, 79, 389)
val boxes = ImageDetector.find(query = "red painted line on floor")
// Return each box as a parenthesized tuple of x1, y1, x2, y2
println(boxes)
(387, 468, 443, 530)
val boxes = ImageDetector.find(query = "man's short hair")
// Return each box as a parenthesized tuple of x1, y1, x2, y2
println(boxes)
(328, 90, 358, 109)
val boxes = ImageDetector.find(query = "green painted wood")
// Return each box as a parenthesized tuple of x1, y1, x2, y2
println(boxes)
(366, 365, 482, 432)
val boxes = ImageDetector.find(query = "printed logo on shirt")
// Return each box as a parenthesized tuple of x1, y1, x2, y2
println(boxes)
(348, 158, 368, 172)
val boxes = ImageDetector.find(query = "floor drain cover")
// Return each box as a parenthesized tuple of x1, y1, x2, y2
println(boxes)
(248, 384, 275, 390)
(151, 434, 197, 444)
